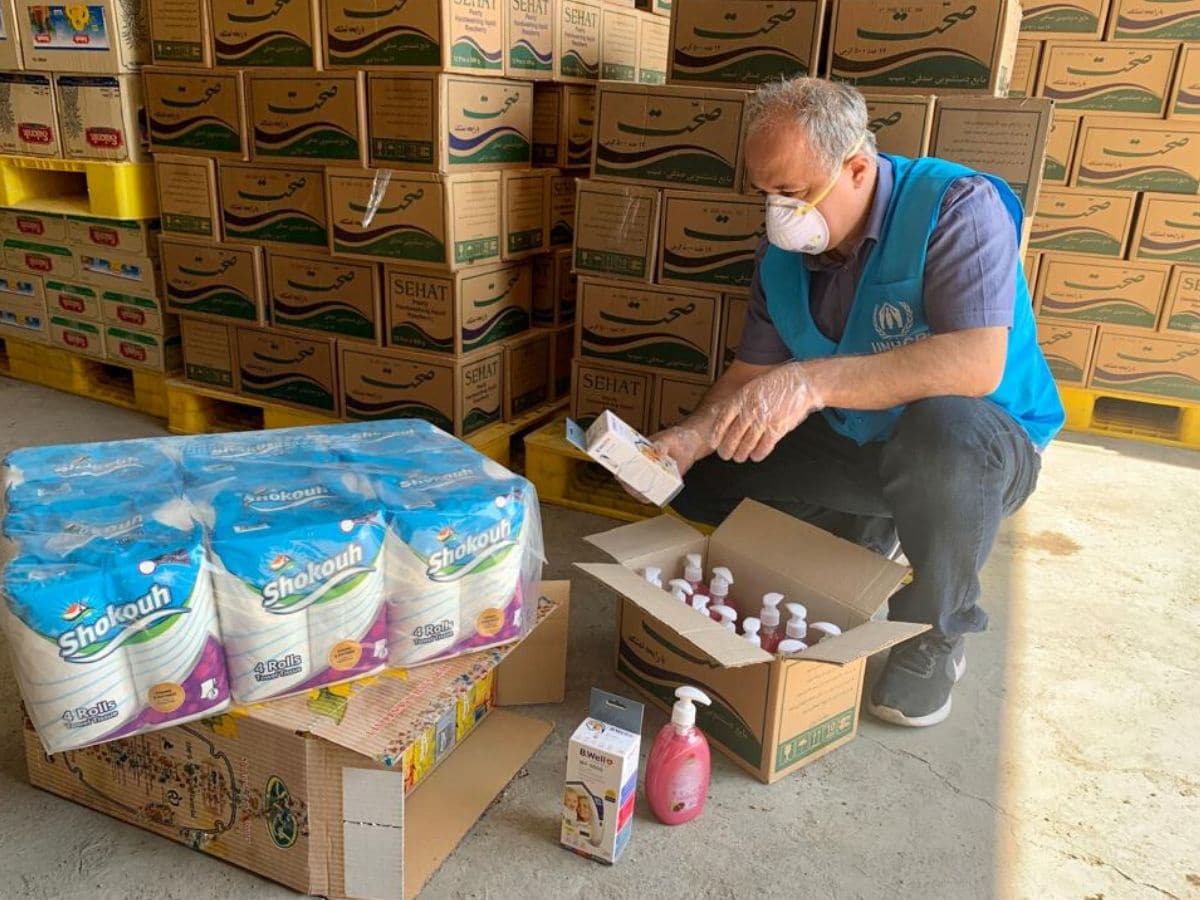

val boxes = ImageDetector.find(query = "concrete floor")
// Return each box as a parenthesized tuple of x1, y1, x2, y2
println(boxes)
(1, 375, 1197, 900)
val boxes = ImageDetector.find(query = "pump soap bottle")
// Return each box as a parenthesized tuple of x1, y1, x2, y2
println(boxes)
(758, 592, 784, 652)
(684, 553, 706, 595)
(708, 567, 734, 622)
(645, 686, 712, 826)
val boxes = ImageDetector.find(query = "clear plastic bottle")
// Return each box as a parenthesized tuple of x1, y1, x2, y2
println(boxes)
(645, 686, 712, 826)
(758, 592, 784, 653)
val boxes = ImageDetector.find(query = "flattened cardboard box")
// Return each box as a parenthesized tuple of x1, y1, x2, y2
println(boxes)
(502, 169, 550, 259)
(44, 278, 101, 321)
(1129, 193, 1200, 265)
(144, 68, 247, 160)
(180, 315, 238, 389)
(576, 276, 721, 378)
(1034, 255, 1168, 328)
(326, 168, 502, 271)
(651, 371, 709, 431)
(637, 10, 667, 84)
(1036, 41, 1178, 119)
(0, 208, 66, 242)
(67, 215, 159, 257)
(23, 584, 568, 900)
(1107, 0, 1200, 41)
(532, 249, 575, 327)
(668, 0, 824, 88)
(236, 325, 340, 416)
(555, 0, 601, 83)
(601, 4, 639, 81)
(385, 261, 532, 355)
(54, 73, 146, 162)
(367, 73, 533, 171)
(0, 72, 59, 156)
(48, 314, 105, 359)
(1072, 119, 1200, 194)
(3, 237, 75, 278)
(578, 501, 923, 783)
(211, 0, 322, 68)
(0, 267, 47, 343)
(268, 249, 382, 344)
(0, 0, 23, 69)
(103, 323, 183, 373)
(160, 235, 267, 324)
(929, 97, 1052, 214)
(1089, 327, 1200, 403)
(340, 343, 505, 436)
(863, 93, 935, 158)
(719, 290, 749, 374)
(1161, 267, 1200, 335)
(592, 83, 749, 192)
(549, 172, 577, 247)
(15, 0, 149, 73)
(1029, 188, 1136, 258)
(570, 358, 654, 430)
(573, 179, 661, 282)
(507, 0, 554, 80)
(248, 71, 367, 166)
(219, 162, 328, 250)
(1036, 317, 1099, 385)
(503, 327, 553, 417)
(322, 0, 506, 75)
(1009, 40, 1040, 100)
(1021, 0, 1111, 38)
(1169, 44, 1200, 119)
(156, 154, 222, 239)
(100, 288, 172, 334)
(551, 322, 573, 397)
(1043, 116, 1078, 188)
(657, 189, 763, 290)
(148, 0, 213, 67)
(828, 0, 1021, 96)
(531, 83, 594, 169)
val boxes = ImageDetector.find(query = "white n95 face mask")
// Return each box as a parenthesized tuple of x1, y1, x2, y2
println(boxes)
(764, 135, 865, 255)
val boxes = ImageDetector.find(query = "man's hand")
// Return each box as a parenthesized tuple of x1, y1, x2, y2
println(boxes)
(649, 424, 709, 478)
(708, 362, 822, 463)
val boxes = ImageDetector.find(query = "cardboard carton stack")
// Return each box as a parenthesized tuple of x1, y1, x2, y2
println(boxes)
(1020, 0, 1200, 405)
(0, 0, 179, 372)
(146, 0, 667, 433)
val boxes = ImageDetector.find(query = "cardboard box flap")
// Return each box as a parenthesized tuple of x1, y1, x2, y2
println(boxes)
(795, 620, 930, 666)
(584, 514, 704, 565)
(496, 581, 569, 705)
(711, 500, 909, 620)
(244, 588, 565, 764)
(575, 562, 772, 668)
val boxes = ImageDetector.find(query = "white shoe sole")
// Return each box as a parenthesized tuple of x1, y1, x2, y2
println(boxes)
(867, 650, 966, 728)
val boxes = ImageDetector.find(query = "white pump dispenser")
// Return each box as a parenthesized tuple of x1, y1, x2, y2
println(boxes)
(684, 553, 704, 587)
(741, 617, 761, 647)
(808, 622, 842, 643)
(777, 638, 808, 655)
(711, 604, 737, 631)
(709, 566, 733, 603)
(760, 592, 783, 629)
(785, 602, 808, 639)
(668, 578, 693, 603)
(642, 566, 663, 588)
(671, 685, 711, 729)
(691, 593, 711, 615)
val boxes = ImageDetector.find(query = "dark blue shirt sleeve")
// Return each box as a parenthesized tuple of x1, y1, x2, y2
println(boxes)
(922, 176, 1018, 333)
(734, 239, 793, 366)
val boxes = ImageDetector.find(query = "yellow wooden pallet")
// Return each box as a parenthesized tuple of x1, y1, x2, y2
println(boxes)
(1061, 385, 1200, 450)
(165, 379, 341, 435)
(468, 397, 569, 469)
(5, 335, 169, 417)
(0, 156, 157, 220)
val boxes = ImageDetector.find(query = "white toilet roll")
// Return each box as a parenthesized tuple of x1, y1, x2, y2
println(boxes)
(383, 532, 463, 665)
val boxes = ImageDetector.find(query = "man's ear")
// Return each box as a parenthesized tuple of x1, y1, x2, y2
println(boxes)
(848, 153, 873, 187)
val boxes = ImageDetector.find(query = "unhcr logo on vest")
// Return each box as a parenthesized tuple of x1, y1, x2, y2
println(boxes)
(872, 301, 926, 352)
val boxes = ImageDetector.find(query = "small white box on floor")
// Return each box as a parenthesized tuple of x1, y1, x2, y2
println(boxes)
(561, 688, 643, 864)
(566, 411, 683, 506)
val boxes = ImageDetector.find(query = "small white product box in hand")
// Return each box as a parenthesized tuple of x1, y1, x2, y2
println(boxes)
(561, 688, 644, 864)
(566, 412, 684, 507)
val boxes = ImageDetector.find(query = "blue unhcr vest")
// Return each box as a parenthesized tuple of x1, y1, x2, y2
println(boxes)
(759, 153, 1065, 449)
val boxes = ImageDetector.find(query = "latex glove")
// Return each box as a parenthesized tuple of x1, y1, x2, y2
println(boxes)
(648, 424, 709, 478)
(707, 362, 822, 463)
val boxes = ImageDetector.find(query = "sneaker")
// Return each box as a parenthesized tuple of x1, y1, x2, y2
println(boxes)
(868, 633, 966, 727)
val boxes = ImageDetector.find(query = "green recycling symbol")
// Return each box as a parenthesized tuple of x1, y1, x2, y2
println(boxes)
(265, 775, 299, 849)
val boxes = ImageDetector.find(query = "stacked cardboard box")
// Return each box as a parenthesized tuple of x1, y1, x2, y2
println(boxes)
(1022, 0, 1200, 404)
(0, 0, 177, 370)
(149, 0, 668, 432)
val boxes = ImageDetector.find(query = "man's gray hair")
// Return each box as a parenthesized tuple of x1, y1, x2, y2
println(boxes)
(745, 78, 877, 173)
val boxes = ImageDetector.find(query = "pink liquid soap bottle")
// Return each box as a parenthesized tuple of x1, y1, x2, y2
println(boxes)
(758, 592, 784, 653)
(645, 686, 712, 826)
(708, 567, 734, 621)
(684, 553, 706, 595)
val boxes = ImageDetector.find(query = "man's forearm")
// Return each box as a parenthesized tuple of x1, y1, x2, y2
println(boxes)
(682, 360, 776, 437)
(804, 327, 1008, 411)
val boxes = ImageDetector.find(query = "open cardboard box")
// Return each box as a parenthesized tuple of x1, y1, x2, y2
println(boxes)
(24, 582, 571, 900)
(578, 501, 925, 783)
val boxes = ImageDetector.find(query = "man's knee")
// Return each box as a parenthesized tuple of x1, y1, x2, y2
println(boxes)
(888, 397, 1006, 466)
